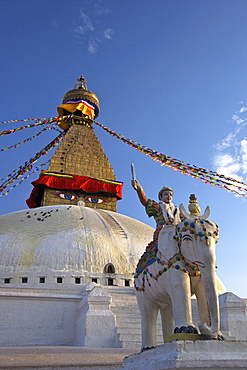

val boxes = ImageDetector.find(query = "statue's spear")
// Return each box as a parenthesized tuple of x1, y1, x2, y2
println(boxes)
(131, 163, 137, 189)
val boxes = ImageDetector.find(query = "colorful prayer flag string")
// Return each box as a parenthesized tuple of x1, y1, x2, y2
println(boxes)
(0, 116, 68, 136)
(0, 116, 65, 124)
(0, 130, 65, 193)
(1, 115, 246, 198)
(1, 124, 62, 151)
(93, 119, 247, 197)
(0, 162, 50, 197)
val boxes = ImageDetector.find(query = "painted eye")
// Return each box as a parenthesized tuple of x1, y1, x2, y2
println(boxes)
(85, 197, 106, 204)
(55, 193, 77, 200)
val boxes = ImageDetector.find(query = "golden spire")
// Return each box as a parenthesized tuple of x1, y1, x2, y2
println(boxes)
(39, 76, 117, 212)
(61, 76, 100, 117)
(73, 75, 88, 90)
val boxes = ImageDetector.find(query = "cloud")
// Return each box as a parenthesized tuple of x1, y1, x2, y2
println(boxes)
(214, 131, 236, 150)
(212, 154, 242, 181)
(72, 1, 113, 54)
(232, 114, 245, 125)
(88, 37, 98, 54)
(104, 28, 114, 40)
(238, 106, 247, 114)
(240, 139, 247, 174)
(79, 10, 94, 33)
(212, 104, 247, 184)
(74, 25, 84, 36)
(94, 2, 111, 16)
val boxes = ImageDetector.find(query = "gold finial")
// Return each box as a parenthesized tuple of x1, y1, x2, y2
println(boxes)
(188, 194, 201, 216)
(73, 75, 88, 90)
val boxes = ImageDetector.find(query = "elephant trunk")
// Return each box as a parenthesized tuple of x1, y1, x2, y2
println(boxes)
(198, 264, 220, 338)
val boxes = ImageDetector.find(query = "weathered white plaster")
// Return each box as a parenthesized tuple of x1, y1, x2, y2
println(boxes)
(0, 206, 153, 277)
(0, 288, 80, 346)
(121, 340, 247, 369)
(76, 283, 116, 347)
(0, 205, 154, 348)
(0, 285, 246, 348)
(220, 292, 247, 340)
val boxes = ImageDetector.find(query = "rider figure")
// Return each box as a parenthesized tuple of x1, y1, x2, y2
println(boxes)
(131, 180, 181, 252)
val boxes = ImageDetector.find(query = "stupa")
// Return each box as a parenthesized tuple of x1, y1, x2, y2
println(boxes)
(0, 76, 154, 347)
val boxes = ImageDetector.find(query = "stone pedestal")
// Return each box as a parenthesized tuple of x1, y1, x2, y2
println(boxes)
(220, 292, 247, 340)
(76, 283, 116, 347)
(121, 340, 247, 369)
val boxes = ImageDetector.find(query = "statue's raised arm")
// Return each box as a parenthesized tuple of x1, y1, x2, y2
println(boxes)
(131, 181, 180, 228)
(131, 179, 149, 207)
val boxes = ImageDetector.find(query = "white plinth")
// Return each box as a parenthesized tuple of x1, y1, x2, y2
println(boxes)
(121, 340, 247, 370)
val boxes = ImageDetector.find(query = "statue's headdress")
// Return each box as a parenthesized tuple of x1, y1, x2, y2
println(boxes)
(158, 186, 174, 200)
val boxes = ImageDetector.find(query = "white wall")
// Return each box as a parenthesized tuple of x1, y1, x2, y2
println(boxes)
(0, 290, 80, 346)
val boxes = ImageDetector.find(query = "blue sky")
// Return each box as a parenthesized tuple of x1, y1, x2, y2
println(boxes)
(0, 0, 247, 297)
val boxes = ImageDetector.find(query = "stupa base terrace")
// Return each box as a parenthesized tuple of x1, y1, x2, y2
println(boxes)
(0, 284, 247, 348)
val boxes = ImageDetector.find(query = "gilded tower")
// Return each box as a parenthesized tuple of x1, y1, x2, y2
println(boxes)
(27, 76, 123, 212)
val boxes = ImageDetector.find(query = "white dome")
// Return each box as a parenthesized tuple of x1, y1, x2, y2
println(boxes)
(0, 205, 154, 276)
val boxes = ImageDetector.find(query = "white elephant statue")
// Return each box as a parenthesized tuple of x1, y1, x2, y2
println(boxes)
(134, 197, 224, 351)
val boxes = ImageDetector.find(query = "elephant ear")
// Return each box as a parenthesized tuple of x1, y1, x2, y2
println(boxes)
(179, 203, 190, 219)
(157, 225, 179, 260)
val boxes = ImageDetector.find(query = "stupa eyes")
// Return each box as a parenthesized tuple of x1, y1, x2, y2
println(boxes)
(55, 193, 78, 200)
(54, 193, 108, 203)
(84, 196, 107, 204)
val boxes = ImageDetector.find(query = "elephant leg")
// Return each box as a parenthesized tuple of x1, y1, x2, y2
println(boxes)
(193, 278, 221, 337)
(168, 269, 197, 333)
(136, 291, 159, 351)
(193, 279, 211, 327)
(160, 304, 174, 340)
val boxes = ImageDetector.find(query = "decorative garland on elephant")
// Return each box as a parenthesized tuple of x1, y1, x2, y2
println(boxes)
(176, 219, 219, 246)
(134, 219, 219, 292)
